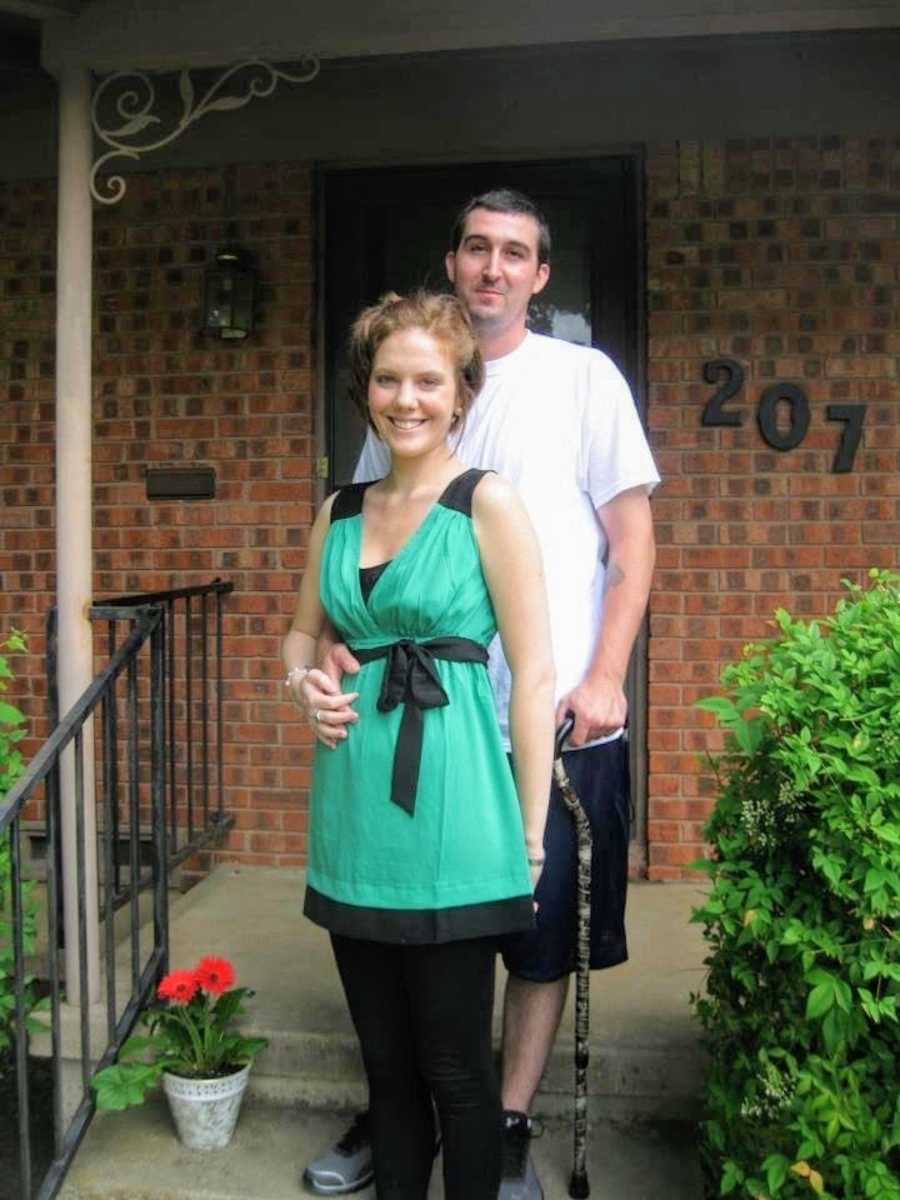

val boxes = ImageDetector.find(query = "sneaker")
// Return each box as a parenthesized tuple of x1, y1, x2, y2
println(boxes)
(498, 1110, 544, 1200)
(302, 1112, 374, 1195)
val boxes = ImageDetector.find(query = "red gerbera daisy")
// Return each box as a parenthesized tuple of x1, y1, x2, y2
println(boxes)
(194, 956, 236, 996)
(157, 969, 199, 1006)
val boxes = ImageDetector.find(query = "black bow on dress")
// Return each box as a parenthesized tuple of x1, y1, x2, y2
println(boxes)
(352, 637, 489, 815)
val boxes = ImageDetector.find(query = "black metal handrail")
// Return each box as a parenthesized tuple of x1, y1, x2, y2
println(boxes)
(100, 578, 234, 864)
(45, 579, 235, 913)
(2, 605, 167, 1200)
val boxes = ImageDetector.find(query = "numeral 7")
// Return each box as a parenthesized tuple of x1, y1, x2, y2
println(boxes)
(826, 404, 866, 474)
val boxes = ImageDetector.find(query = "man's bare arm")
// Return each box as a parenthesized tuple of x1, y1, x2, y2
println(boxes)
(296, 619, 362, 748)
(556, 486, 655, 746)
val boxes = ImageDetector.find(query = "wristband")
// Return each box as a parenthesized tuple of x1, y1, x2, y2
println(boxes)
(284, 665, 311, 689)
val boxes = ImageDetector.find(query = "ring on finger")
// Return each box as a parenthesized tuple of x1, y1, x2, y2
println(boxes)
(313, 709, 321, 723)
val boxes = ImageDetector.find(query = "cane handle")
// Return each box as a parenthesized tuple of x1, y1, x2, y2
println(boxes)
(555, 712, 576, 760)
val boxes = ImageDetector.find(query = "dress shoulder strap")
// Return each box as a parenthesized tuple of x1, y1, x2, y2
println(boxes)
(330, 480, 376, 523)
(438, 468, 494, 518)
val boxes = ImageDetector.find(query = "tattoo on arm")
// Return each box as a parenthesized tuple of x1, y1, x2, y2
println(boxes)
(605, 561, 625, 591)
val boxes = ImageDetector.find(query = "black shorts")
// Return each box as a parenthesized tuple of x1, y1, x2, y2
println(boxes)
(500, 737, 630, 984)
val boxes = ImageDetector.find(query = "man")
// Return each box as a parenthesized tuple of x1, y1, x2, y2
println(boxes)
(300, 189, 658, 1199)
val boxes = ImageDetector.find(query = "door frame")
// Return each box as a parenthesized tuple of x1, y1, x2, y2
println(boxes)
(314, 149, 651, 874)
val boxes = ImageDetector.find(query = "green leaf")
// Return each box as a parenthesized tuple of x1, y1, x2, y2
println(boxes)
(764, 1154, 790, 1194)
(863, 959, 887, 982)
(212, 988, 245, 1024)
(696, 696, 740, 720)
(0, 700, 25, 726)
(733, 717, 765, 755)
(822, 1008, 848, 1056)
(688, 857, 717, 875)
(720, 1160, 743, 1195)
(857, 987, 881, 1022)
(234, 1035, 266, 1059)
(833, 979, 852, 1014)
(813, 854, 843, 888)
(807, 969, 835, 987)
(91, 1063, 160, 1110)
(118, 1034, 159, 1061)
(864, 867, 888, 894)
(807, 982, 835, 1020)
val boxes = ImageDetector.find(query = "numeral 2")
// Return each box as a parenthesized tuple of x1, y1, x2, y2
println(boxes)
(701, 359, 745, 427)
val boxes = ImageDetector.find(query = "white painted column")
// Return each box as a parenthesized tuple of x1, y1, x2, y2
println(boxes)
(55, 63, 100, 1005)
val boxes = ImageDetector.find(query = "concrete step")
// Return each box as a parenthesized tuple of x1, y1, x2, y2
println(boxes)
(60, 1097, 703, 1200)
(174, 866, 708, 1121)
(243, 1027, 704, 1122)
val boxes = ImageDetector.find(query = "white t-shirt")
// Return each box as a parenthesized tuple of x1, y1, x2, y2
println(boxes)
(354, 331, 661, 748)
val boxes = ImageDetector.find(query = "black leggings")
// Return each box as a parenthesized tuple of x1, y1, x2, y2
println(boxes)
(330, 933, 501, 1200)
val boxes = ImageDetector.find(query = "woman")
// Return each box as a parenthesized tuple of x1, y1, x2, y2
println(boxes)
(283, 291, 554, 1199)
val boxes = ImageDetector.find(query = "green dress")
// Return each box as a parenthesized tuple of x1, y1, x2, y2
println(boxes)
(304, 468, 534, 944)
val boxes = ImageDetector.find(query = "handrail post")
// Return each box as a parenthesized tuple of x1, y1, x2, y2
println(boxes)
(151, 617, 170, 977)
(55, 61, 100, 1005)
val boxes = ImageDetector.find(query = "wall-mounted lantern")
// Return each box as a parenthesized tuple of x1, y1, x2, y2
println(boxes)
(203, 247, 256, 340)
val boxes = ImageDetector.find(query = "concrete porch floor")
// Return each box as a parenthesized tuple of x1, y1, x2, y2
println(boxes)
(61, 864, 710, 1199)
(60, 1101, 704, 1200)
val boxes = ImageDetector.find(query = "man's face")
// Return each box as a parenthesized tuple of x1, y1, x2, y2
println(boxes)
(445, 208, 550, 336)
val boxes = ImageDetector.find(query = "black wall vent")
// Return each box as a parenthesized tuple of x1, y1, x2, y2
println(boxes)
(146, 467, 216, 500)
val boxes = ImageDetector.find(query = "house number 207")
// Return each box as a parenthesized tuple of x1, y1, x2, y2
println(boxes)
(701, 359, 866, 473)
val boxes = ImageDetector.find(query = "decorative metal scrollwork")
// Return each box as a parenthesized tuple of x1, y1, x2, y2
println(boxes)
(91, 57, 320, 204)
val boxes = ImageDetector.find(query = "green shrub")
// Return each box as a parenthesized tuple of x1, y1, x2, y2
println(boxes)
(0, 630, 41, 1058)
(692, 570, 900, 1200)
(0, 629, 27, 797)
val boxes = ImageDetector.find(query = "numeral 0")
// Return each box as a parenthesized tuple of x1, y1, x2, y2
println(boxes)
(701, 359, 865, 473)
(757, 384, 810, 451)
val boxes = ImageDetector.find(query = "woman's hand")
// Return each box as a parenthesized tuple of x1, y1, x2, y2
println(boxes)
(529, 858, 544, 905)
(296, 644, 361, 749)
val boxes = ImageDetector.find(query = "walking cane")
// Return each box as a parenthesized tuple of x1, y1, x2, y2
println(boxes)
(554, 714, 592, 1199)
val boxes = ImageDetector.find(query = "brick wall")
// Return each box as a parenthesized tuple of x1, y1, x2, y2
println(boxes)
(3, 140, 900, 876)
(645, 137, 900, 879)
(0, 178, 56, 763)
(1, 164, 317, 861)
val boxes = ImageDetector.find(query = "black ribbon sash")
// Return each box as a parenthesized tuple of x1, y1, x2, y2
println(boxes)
(351, 637, 489, 816)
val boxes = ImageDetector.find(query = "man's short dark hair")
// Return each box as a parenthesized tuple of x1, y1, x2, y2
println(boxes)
(450, 189, 552, 266)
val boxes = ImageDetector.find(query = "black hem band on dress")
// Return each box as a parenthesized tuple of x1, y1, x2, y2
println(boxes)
(304, 885, 535, 945)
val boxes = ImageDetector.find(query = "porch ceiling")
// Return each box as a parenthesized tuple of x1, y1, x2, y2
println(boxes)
(37, 0, 900, 74)
(0, 7, 43, 85)
(0, 0, 81, 15)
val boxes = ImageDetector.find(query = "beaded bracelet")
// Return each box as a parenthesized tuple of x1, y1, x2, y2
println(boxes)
(284, 665, 311, 689)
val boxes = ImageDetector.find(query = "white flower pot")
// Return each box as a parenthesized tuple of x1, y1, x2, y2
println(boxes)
(162, 1064, 250, 1150)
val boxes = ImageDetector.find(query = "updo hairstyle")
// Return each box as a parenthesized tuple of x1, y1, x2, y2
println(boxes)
(347, 290, 485, 434)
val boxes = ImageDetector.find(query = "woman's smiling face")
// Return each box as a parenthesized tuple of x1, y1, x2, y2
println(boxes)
(367, 327, 460, 460)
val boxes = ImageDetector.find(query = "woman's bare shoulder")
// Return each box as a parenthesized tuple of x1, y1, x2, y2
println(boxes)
(471, 470, 521, 516)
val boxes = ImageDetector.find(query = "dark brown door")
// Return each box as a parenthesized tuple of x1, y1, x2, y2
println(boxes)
(320, 156, 649, 870)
